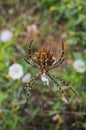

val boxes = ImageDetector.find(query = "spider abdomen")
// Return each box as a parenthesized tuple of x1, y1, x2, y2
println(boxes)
(34, 47, 55, 69)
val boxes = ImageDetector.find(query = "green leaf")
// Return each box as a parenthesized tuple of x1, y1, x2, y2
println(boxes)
(48, 111, 57, 116)
(0, 92, 8, 105)
(53, 102, 61, 110)
(31, 108, 40, 117)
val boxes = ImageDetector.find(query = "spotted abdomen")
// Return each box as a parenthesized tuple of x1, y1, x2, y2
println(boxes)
(34, 47, 55, 68)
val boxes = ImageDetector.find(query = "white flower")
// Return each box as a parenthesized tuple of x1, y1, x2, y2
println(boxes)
(22, 73, 31, 83)
(8, 63, 24, 80)
(41, 73, 49, 85)
(0, 29, 13, 42)
(73, 59, 86, 73)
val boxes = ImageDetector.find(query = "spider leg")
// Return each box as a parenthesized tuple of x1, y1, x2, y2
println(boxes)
(24, 58, 34, 66)
(24, 58, 39, 69)
(20, 73, 41, 106)
(17, 83, 32, 111)
(47, 73, 69, 102)
(27, 39, 34, 61)
(25, 39, 40, 68)
(47, 41, 65, 71)
(18, 83, 32, 100)
(48, 58, 65, 71)
(51, 75, 78, 95)
(24, 39, 35, 66)
(53, 41, 64, 66)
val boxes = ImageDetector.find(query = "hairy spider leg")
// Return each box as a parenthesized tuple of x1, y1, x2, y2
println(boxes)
(24, 39, 34, 66)
(28, 72, 41, 87)
(24, 39, 39, 67)
(19, 83, 32, 99)
(52, 41, 64, 66)
(19, 83, 32, 110)
(51, 75, 78, 95)
(20, 72, 41, 109)
(28, 39, 34, 60)
(47, 73, 69, 102)
(48, 58, 65, 71)
(17, 83, 32, 110)
(47, 41, 65, 71)
(24, 58, 39, 68)
(25, 72, 41, 104)
(24, 58, 33, 66)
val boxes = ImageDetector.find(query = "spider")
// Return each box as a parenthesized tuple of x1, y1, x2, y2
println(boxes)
(20, 39, 77, 104)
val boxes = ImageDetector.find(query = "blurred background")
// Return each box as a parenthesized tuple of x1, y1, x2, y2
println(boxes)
(0, 0, 86, 130)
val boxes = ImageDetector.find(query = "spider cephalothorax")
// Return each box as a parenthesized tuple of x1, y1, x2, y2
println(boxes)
(20, 39, 77, 104)
(34, 47, 55, 73)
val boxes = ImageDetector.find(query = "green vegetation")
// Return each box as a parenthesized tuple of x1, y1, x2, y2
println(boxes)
(0, 0, 86, 130)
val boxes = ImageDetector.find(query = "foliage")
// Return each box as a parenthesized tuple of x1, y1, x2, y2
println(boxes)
(0, 0, 86, 130)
